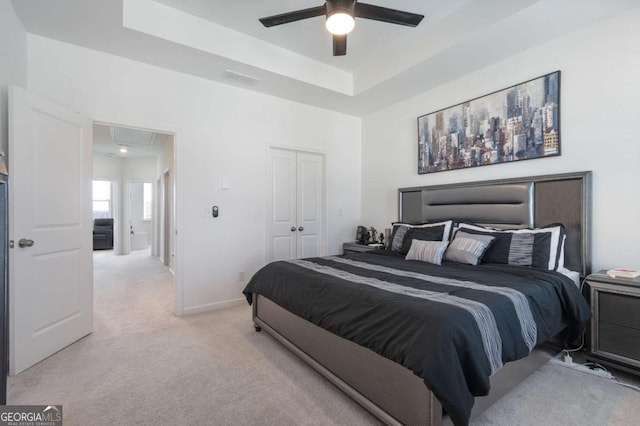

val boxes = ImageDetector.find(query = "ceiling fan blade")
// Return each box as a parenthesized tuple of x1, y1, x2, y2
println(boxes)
(354, 3, 424, 27)
(259, 5, 326, 27)
(333, 34, 347, 56)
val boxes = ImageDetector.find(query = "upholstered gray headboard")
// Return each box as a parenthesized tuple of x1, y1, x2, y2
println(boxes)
(398, 171, 592, 277)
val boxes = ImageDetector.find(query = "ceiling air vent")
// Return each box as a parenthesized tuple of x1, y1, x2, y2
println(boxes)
(109, 127, 156, 146)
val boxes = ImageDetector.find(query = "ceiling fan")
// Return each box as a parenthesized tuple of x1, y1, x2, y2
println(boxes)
(259, 0, 424, 56)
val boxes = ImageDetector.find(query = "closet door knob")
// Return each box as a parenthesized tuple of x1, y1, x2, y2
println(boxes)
(290, 227, 296, 232)
(298, 226, 304, 232)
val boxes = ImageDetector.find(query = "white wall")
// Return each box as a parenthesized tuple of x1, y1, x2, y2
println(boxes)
(123, 156, 156, 183)
(93, 154, 123, 182)
(157, 136, 174, 180)
(0, 0, 27, 156)
(28, 35, 362, 314)
(361, 7, 640, 272)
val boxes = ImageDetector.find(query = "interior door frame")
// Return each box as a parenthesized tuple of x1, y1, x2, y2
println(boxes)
(265, 145, 328, 262)
(162, 169, 171, 268)
(155, 176, 161, 257)
(111, 180, 121, 255)
(92, 120, 181, 316)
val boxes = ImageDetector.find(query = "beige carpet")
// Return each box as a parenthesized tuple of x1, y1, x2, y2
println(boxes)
(8, 249, 640, 425)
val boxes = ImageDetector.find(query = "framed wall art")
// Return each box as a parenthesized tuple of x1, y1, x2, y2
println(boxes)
(417, 71, 560, 174)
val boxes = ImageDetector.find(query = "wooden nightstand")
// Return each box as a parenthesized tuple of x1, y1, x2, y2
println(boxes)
(586, 270, 640, 374)
(342, 242, 384, 255)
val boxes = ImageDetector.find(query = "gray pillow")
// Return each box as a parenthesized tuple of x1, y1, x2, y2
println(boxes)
(405, 240, 449, 265)
(444, 231, 495, 265)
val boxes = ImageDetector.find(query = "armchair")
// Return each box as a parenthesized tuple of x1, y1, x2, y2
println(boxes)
(93, 218, 114, 250)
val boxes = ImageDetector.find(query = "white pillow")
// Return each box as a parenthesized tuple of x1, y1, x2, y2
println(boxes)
(405, 240, 449, 265)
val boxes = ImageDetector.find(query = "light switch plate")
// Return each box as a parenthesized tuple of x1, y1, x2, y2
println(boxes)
(219, 178, 231, 190)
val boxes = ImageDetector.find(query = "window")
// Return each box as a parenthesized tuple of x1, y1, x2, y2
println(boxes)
(92, 180, 112, 219)
(143, 182, 152, 221)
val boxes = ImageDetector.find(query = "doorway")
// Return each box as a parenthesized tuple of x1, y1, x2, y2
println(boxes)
(92, 180, 118, 252)
(91, 122, 176, 297)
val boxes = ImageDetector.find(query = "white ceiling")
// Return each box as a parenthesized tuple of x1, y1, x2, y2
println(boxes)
(11, 0, 638, 116)
(93, 124, 168, 158)
(152, 0, 472, 73)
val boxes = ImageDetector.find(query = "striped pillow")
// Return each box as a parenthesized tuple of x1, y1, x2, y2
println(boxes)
(444, 231, 495, 266)
(405, 240, 449, 265)
(457, 223, 565, 270)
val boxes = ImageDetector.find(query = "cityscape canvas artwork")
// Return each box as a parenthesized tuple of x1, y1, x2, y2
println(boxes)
(417, 71, 560, 174)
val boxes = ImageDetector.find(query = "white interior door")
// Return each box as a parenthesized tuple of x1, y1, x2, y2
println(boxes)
(9, 86, 93, 375)
(268, 149, 297, 261)
(296, 152, 323, 258)
(268, 148, 324, 262)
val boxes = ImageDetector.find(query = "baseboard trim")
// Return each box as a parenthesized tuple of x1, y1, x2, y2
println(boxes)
(182, 298, 246, 315)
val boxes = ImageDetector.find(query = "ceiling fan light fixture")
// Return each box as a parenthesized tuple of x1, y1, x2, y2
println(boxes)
(259, 0, 424, 56)
(325, 12, 355, 35)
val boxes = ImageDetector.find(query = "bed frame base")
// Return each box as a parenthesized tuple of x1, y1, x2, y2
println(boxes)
(254, 294, 556, 426)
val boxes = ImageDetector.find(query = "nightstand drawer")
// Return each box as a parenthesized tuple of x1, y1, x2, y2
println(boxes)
(599, 322, 640, 361)
(599, 292, 640, 330)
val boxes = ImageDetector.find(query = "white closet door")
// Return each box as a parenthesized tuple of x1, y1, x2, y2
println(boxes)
(269, 149, 297, 261)
(296, 152, 323, 258)
(268, 148, 324, 262)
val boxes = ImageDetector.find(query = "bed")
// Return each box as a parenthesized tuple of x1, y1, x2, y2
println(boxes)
(244, 171, 592, 426)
